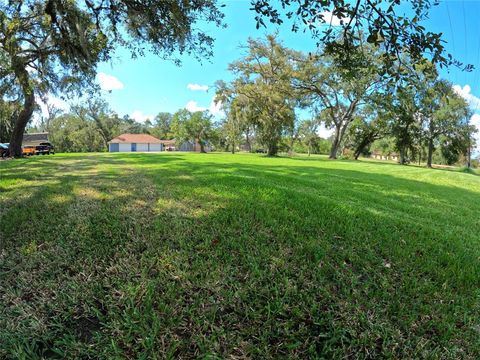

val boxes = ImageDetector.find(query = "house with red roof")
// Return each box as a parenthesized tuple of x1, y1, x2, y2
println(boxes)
(108, 134, 166, 152)
(107, 134, 209, 152)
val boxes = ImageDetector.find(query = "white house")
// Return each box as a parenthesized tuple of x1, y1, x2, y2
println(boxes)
(108, 134, 164, 152)
(108, 134, 211, 152)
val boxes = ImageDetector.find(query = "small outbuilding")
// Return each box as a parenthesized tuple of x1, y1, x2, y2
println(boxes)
(108, 133, 164, 152)
(23, 132, 49, 146)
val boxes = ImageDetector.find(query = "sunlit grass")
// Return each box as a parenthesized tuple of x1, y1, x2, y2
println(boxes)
(1, 152, 479, 358)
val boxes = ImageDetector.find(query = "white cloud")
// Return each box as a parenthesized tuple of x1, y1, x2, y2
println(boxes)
(319, 11, 351, 27)
(185, 97, 225, 117)
(187, 83, 209, 91)
(318, 123, 334, 139)
(185, 100, 207, 112)
(453, 86, 480, 155)
(208, 97, 224, 116)
(97, 72, 124, 91)
(471, 113, 480, 128)
(130, 110, 153, 123)
(453, 84, 480, 109)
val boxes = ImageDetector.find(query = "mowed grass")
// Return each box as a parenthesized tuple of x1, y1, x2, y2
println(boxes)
(1, 152, 479, 359)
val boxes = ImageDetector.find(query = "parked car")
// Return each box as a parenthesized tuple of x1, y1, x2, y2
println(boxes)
(0, 143, 10, 158)
(255, 148, 266, 153)
(22, 146, 36, 156)
(35, 142, 55, 155)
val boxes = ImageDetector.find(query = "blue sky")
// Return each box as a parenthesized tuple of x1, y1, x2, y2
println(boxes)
(48, 1, 480, 145)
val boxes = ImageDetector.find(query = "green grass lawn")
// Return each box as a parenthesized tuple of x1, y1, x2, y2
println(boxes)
(1, 152, 479, 359)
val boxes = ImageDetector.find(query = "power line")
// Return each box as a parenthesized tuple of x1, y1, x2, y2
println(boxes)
(445, 0, 458, 85)
(474, 28, 480, 109)
(445, 0, 456, 55)
(462, 0, 467, 85)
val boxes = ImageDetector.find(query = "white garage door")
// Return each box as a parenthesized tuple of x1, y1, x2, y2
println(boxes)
(119, 143, 131, 152)
(137, 143, 148, 152)
(150, 144, 161, 152)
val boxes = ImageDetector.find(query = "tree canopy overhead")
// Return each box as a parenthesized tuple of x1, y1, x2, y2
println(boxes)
(0, 0, 225, 156)
(250, 0, 469, 74)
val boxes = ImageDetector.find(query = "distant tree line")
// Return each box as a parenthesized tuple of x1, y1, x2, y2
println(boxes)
(0, 1, 477, 166)
(19, 97, 332, 156)
(2, 30, 477, 167)
(214, 35, 477, 167)
(1, 0, 469, 158)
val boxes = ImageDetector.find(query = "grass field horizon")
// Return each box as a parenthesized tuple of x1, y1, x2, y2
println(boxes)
(1, 152, 479, 358)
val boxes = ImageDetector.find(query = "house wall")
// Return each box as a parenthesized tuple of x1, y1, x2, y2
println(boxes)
(150, 144, 162, 151)
(110, 142, 164, 152)
(137, 143, 148, 152)
(119, 143, 131, 152)
(109, 143, 119, 152)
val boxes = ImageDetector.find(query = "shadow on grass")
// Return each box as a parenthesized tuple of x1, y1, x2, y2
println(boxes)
(1, 153, 479, 358)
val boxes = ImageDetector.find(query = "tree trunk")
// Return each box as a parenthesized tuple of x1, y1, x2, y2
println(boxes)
(329, 126, 341, 159)
(353, 138, 368, 160)
(399, 146, 406, 164)
(200, 141, 206, 153)
(426, 137, 434, 168)
(92, 117, 111, 150)
(288, 137, 295, 157)
(9, 65, 35, 158)
(466, 144, 471, 168)
(267, 142, 277, 156)
(308, 145, 311, 157)
(231, 141, 235, 154)
(245, 128, 251, 152)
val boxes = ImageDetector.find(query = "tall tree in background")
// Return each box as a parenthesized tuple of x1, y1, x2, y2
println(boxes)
(38, 102, 64, 133)
(152, 112, 174, 140)
(171, 109, 214, 153)
(298, 119, 321, 156)
(47, 113, 105, 152)
(294, 45, 383, 159)
(215, 80, 254, 154)
(72, 99, 120, 150)
(421, 80, 471, 168)
(0, 0, 224, 157)
(389, 87, 422, 164)
(346, 117, 386, 160)
(345, 99, 390, 160)
(222, 98, 248, 154)
(226, 35, 297, 156)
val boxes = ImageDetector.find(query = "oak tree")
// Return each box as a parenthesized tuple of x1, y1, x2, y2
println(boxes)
(0, 0, 224, 156)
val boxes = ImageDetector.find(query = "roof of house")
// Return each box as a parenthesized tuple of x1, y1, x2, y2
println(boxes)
(108, 134, 163, 144)
(23, 132, 49, 142)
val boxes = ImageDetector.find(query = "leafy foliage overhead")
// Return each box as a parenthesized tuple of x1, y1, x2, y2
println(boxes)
(0, 0, 225, 156)
(250, 0, 471, 75)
